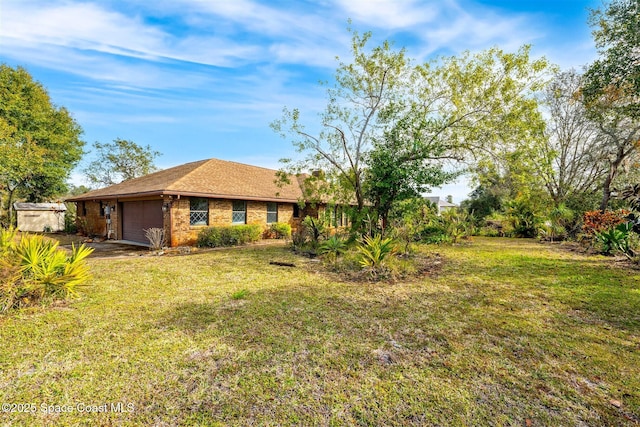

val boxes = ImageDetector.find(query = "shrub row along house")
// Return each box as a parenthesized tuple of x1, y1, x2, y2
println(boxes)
(67, 158, 328, 247)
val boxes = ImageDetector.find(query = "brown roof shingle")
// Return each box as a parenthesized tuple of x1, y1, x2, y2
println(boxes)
(66, 158, 305, 202)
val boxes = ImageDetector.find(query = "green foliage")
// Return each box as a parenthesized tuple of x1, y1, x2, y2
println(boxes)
(231, 289, 249, 300)
(388, 198, 438, 250)
(538, 70, 607, 210)
(0, 226, 17, 256)
(356, 235, 398, 278)
(0, 232, 94, 312)
(302, 216, 328, 244)
(318, 235, 348, 265)
(196, 225, 262, 248)
(580, 0, 640, 210)
(364, 116, 458, 226)
(462, 185, 504, 222)
(83, 138, 161, 187)
(582, 0, 640, 121)
(439, 209, 474, 243)
(505, 199, 543, 238)
(541, 204, 576, 241)
(0, 64, 85, 225)
(595, 222, 635, 258)
(273, 27, 553, 235)
(269, 222, 292, 239)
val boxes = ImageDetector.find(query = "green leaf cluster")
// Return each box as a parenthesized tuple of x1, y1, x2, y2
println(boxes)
(356, 234, 398, 274)
(273, 27, 554, 234)
(83, 138, 161, 187)
(0, 229, 94, 312)
(196, 225, 262, 248)
(0, 65, 85, 225)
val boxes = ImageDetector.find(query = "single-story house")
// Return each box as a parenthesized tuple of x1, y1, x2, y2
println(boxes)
(66, 158, 331, 247)
(426, 196, 457, 215)
(14, 202, 67, 232)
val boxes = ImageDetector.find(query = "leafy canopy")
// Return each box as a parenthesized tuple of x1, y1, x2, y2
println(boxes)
(83, 138, 161, 187)
(273, 27, 553, 234)
(0, 64, 85, 225)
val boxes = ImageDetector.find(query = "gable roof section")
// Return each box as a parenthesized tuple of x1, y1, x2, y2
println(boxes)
(67, 158, 305, 203)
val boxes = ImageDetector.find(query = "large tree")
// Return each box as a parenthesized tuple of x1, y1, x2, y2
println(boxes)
(0, 64, 85, 226)
(272, 28, 552, 231)
(83, 138, 161, 187)
(582, 0, 640, 211)
(538, 70, 608, 210)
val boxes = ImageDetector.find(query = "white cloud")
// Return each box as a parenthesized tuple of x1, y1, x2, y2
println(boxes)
(335, 0, 439, 28)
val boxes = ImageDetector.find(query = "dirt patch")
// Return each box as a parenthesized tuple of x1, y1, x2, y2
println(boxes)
(61, 241, 150, 258)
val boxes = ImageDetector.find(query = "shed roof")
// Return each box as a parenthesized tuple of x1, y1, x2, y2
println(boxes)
(13, 203, 67, 211)
(426, 196, 457, 208)
(66, 158, 306, 203)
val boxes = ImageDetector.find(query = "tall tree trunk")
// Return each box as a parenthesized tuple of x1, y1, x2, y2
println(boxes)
(599, 146, 626, 212)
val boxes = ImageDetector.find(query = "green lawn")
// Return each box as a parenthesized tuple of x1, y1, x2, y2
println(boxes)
(1, 238, 639, 426)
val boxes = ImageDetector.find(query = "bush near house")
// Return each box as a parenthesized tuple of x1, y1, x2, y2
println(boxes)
(197, 224, 262, 248)
(269, 222, 291, 239)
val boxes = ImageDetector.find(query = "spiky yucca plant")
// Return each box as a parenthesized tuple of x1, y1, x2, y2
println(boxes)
(356, 235, 398, 278)
(1, 232, 94, 312)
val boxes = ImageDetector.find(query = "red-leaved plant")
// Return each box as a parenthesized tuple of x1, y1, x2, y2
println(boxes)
(582, 210, 629, 235)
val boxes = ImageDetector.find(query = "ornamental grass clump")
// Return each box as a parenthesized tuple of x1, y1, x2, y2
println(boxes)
(0, 230, 94, 313)
(356, 234, 398, 279)
(318, 235, 348, 266)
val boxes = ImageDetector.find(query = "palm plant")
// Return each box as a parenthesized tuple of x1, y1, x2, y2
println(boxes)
(356, 235, 398, 278)
(318, 235, 348, 265)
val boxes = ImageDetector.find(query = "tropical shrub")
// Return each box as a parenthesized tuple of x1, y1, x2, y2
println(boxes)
(440, 209, 474, 243)
(506, 199, 543, 238)
(595, 222, 635, 259)
(197, 224, 262, 248)
(269, 222, 292, 239)
(356, 235, 398, 278)
(1, 232, 94, 313)
(0, 226, 18, 256)
(582, 209, 629, 235)
(541, 204, 575, 241)
(318, 235, 348, 265)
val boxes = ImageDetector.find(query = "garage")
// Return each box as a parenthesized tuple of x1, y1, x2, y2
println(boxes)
(121, 200, 164, 244)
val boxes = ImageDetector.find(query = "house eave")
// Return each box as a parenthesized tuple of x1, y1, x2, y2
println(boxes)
(66, 190, 301, 204)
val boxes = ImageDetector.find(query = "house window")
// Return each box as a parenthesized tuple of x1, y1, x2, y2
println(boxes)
(267, 202, 278, 224)
(190, 198, 209, 226)
(293, 204, 300, 218)
(232, 201, 246, 224)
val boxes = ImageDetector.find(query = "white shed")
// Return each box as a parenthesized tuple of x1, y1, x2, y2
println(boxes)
(13, 203, 67, 232)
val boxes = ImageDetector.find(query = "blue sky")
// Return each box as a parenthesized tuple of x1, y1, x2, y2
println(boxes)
(0, 0, 601, 201)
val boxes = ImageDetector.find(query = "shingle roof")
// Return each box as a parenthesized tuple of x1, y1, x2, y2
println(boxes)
(426, 196, 457, 207)
(66, 158, 305, 203)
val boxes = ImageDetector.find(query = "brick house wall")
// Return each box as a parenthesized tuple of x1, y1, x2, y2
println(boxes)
(77, 197, 305, 247)
(77, 200, 120, 238)
(170, 197, 300, 247)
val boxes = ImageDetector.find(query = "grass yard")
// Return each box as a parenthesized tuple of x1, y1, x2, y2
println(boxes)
(1, 238, 639, 426)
